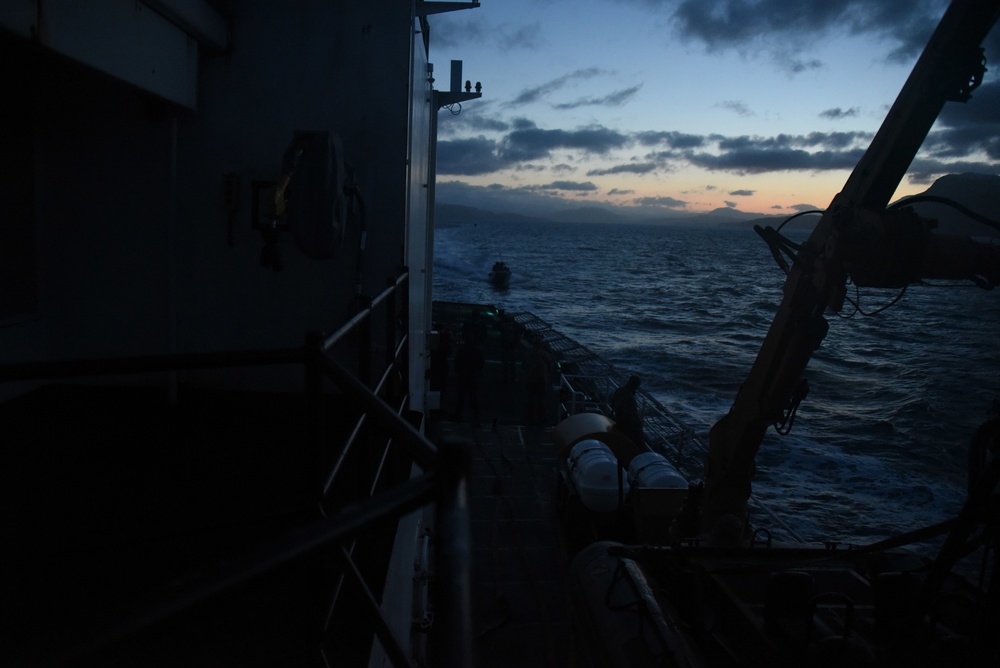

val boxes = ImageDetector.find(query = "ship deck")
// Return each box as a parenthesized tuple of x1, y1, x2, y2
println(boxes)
(428, 304, 574, 666)
(426, 300, 809, 667)
(431, 418, 572, 667)
(429, 296, 654, 665)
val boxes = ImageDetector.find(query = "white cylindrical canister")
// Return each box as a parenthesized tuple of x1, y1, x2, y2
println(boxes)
(568, 439, 628, 513)
(627, 451, 687, 490)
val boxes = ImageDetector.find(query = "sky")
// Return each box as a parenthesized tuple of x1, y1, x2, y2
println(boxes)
(426, 0, 1000, 219)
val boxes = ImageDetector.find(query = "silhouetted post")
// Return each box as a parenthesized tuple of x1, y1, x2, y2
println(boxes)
(430, 438, 475, 667)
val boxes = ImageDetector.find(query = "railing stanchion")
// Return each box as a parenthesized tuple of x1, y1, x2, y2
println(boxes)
(358, 294, 374, 390)
(305, 330, 327, 506)
(430, 438, 475, 668)
(386, 275, 398, 373)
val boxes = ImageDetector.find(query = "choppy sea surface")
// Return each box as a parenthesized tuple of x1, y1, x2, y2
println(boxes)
(433, 218, 1000, 546)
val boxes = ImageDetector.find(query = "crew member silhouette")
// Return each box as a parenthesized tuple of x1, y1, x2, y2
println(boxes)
(611, 374, 643, 446)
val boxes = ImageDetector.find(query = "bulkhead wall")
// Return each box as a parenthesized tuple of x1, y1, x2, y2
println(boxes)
(0, 1, 434, 395)
(174, 0, 425, 389)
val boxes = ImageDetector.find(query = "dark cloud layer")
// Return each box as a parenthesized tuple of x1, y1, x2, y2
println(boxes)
(437, 119, 884, 177)
(437, 117, 995, 179)
(502, 122, 630, 162)
(530, 181, 599, 191)
(664, 0, 949, 64)
(635, 131, 705, 149)
(587, 162, 659, 176)
(437, 136, 506, 176)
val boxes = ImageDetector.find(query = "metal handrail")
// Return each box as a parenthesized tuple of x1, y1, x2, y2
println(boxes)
(46, 470, 440, 667)
(0, 346, 305, 381)
(323, 271, 409, 352)
(321, 333, 411, 499)
(313, 351, 436, 469)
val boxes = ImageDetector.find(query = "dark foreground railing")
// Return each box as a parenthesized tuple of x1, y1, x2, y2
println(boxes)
(0, 269, 471, 667)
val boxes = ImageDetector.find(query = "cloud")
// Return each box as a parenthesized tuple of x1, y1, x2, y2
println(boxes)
(508, 67, 608, 106)
(718, 132, 870, 151)
(900, 80, 1000, 181)
(719, 100, 754, 117)
(437, 121, 630, 175)
(496, 22, 545, 50)
(665, 0, 949, 63)
(786, 57, 824, 74)
(635, 131, 705, 149)
(530, 181, 599, 191)
(437, 102, 995, 179)
(437, 136, 506, 175)
(438, 125, 873, 176)
(554, 84, 643, 110)
(608, 188, 635, 195)
(820, 107, 860, 120)
(724, 200, 737, 208)
(587, 162, 659, 176)
(688, 147, 865, 173)
(428, 15, 544, 50)
(501, 122, 630, 161)
(429, 16, 487, 49)
(631, 131, 872, 175)
(633, 195, 688, 209)
(790, 203, 822, 212)
(729, 189, 754, 196)
(930, 80, 1000, 159)
(906, 157, 1000, 185)
(438, 107, 510, 137)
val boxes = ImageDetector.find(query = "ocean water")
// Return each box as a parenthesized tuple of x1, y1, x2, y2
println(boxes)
(433, 218, 1000, 546)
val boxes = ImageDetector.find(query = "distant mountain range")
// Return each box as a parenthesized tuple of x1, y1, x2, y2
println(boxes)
(434, 200, 763, 227)
(436, 172, 998, 236)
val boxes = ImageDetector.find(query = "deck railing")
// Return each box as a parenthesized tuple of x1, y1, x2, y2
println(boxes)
(523, 311, 805, 546)
(0, 269, 469, 667)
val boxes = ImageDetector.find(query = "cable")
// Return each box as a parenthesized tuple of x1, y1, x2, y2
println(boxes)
(838, 282, 908, 318)
(889, 194, 1000, 234)
(776, 209, 824, 233)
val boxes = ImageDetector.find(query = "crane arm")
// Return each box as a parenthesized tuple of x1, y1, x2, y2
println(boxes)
(701, 0, 1000, 539)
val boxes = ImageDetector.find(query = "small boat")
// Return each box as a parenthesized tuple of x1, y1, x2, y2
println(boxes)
(489, 260, 511, 289)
